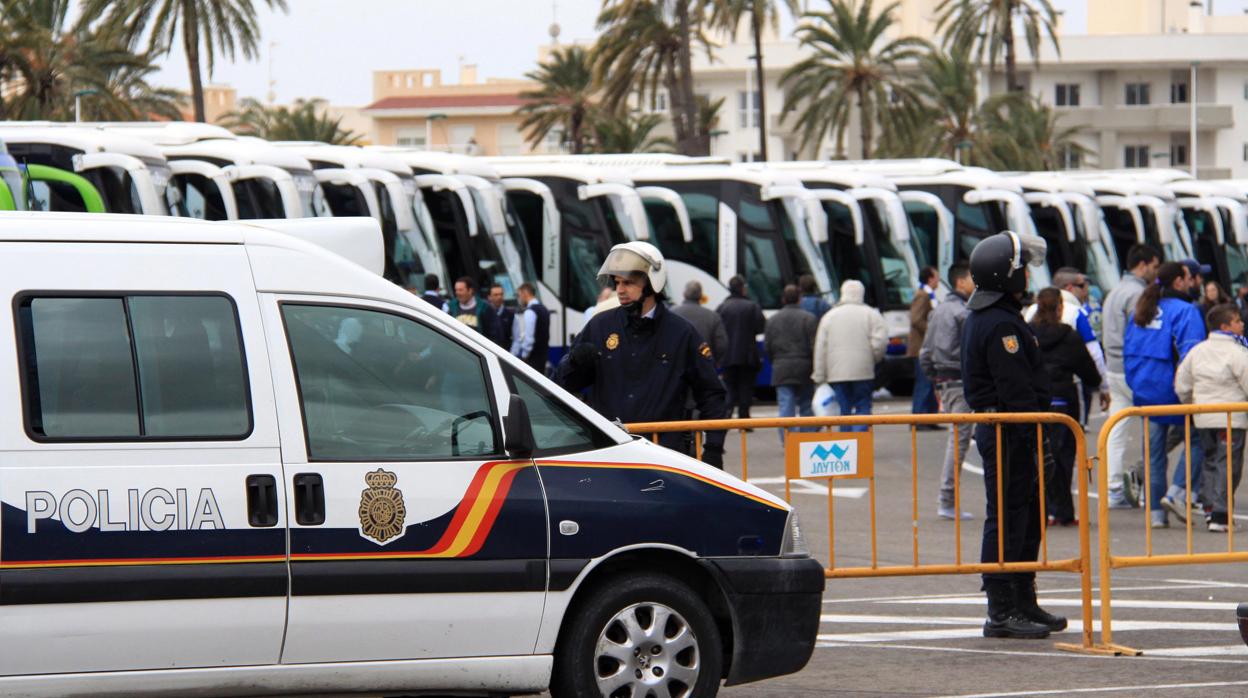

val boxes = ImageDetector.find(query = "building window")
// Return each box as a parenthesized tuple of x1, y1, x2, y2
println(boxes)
(1124, 145, 1150, 168)
(737, 152, 761, 163)
(395, 127, 426, 148)
(1170, 81, 1189, 104)
(1242, 143, 1247, 162)
(1059, 146, 1081, 169)
(738, 90, 760, 128)
(1125, 82, 1150, 106)
(1055, 83, 1080, 107)
(1170, 143, 1188, 166)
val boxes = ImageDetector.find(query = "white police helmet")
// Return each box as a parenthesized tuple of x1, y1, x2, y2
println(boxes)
(597, 241, 668, 297)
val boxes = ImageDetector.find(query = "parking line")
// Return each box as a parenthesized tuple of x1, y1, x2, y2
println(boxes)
(938, 679, 1248, 697)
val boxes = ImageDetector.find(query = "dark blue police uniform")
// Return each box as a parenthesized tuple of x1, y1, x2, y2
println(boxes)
(558, 302, 727, 457)
(961, 294, 1050, 587)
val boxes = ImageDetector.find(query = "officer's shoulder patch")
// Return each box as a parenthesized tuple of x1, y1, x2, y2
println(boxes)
(1002, 335, 1020, 354)
(605, 333, 620, 351)
(698, 342, 712, 359)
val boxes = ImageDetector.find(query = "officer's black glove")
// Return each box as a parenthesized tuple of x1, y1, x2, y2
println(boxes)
(702, 443, 724, 469)
(569, 342, 597, 369)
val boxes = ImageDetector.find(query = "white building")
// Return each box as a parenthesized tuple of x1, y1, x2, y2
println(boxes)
(688, 2, 1248, 178)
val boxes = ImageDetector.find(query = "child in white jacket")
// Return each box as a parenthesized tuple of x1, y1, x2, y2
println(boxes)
(1174, 303, 1248, 532)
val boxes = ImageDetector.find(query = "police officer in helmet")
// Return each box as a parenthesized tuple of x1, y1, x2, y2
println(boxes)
(962, 231, 1066, 639)
(558, 241, 727, 467)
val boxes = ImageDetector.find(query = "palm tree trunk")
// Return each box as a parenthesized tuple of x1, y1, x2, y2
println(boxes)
(675, 0, 707, 156)
(751, 8, 768, 161)
(664, 53, 691, 150)
(182, 0, 206, 122)
(858, 85, 872, 159)
(1003, 0, 1019, 92)
(570, 107, 584, 155)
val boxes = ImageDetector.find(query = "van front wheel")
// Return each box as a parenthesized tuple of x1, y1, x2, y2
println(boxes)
(551, 572, 723, 698)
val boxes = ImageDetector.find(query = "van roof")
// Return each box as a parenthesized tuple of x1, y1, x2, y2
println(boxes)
(0, 127, 169, 161)
(161, 138, 315, 170)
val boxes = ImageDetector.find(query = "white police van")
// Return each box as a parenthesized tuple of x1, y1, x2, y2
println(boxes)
(0, 212, 822, 697)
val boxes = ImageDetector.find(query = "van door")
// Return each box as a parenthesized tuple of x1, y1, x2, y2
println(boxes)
(0, 242, 286, 675)
(265, 297, 547, 663)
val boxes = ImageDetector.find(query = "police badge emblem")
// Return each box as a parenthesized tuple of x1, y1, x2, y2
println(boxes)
(358, 468, 406, 544)
(605, 333, 620, 351)
(1002, 335, 1020, 354)
(698, 342, 711, 359)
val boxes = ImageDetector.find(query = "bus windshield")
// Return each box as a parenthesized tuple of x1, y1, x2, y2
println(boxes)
(291, 170, 331, 217)
(642, 182, 719, 279)
(738, 190, 799, 310)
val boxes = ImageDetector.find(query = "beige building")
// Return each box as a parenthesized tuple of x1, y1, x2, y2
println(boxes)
(363, 65, 551, 155)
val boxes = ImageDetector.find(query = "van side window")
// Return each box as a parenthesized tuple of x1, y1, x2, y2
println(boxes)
(505, 368, 612, 456)
(18, 294, 251, 440)
(281, 304, 502, 462)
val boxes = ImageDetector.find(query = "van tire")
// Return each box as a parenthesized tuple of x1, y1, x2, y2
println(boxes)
(550, 572, 723, 698)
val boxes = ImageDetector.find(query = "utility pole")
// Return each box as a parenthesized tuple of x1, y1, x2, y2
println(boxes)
(1190, 61, 1198, 177)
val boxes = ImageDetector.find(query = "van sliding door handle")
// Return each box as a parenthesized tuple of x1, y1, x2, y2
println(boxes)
(245, 474, 279, 527)
(293, 473, 326, 526)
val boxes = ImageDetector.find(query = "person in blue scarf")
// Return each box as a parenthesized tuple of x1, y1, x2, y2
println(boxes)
(1124, 261, 1207, 528)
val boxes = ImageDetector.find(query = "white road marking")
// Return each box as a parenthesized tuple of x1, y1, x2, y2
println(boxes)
(890, 596, 1239, 611)
(817, 618, 1232, 644)
(1145, 644, 1248, 657)
(821, 582, 1236, 604)
(814, 640, 1248, 665)
(937, 679, 1248, 697)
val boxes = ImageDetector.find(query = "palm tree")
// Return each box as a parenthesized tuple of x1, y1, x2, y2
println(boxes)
(0, 0, 177, 121)
(220, 97, 363, 144)
(780, 0, 926, 159)
(705, 0, 798, 161)
(977, 93, 1086, 171)
(910, 43, 984, 162)
(594, 0, 713, 156)
(592, 112, 675, 153)
(934, 0, 1060, 94)
(86, 0, 289, 123)
(516, 46, 598, 155)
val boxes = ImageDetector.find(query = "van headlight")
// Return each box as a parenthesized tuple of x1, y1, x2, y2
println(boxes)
(780, 510, 809, 558)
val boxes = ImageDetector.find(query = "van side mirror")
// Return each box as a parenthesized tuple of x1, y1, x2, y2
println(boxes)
(504, 394, 535, 459)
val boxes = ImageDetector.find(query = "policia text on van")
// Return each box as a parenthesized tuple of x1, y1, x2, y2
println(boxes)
(0, 212, 822, 698)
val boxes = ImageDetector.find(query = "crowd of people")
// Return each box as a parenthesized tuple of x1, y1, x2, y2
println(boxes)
(418, 236, 1248, 539)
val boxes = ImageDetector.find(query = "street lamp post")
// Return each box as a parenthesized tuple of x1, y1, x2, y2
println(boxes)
(1190, 61, 1199, 177)
(74, 89, 99, 123)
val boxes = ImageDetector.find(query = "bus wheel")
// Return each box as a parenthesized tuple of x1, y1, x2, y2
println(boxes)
(551, 572, 723, 698)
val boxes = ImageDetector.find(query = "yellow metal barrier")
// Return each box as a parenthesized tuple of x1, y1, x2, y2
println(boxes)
(626, 412, 1096, 653)
(1093, 402, 1248, 656)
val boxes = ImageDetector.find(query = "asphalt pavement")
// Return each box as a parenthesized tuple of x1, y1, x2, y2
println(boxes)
(715, 397, 1248, 697)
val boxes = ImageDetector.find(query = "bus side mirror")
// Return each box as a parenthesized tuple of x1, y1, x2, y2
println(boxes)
(505, 394, 535, 459)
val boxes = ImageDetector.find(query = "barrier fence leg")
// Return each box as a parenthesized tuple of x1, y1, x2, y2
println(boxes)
(1093, 415, 1141, 656)
(1055, 424, 1097, 654)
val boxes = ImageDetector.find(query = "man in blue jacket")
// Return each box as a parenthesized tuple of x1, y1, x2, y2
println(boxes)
(1124, 261, 1207, 528)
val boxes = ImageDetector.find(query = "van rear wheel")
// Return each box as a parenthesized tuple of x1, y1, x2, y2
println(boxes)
(551, 572, 722, 698)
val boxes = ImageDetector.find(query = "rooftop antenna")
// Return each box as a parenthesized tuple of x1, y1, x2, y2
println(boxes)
(266, 41, 278, 104)
(549, 0, 562, 45)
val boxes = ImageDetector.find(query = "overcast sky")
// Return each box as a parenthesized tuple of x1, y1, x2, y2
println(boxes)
(143, 0, 1243, 107)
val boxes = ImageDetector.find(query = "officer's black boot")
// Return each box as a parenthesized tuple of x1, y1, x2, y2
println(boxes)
(983, 580, 1050, 639)
(1012, 577, 1067, 632)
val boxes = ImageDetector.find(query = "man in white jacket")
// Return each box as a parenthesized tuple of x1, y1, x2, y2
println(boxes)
(1174, 303, 1248, 532)
(812, 279, 887, 432)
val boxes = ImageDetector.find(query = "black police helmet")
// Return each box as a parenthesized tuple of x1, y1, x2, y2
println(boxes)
(967, 231, 1048, 311)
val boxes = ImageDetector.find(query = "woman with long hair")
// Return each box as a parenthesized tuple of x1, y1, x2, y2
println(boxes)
(1124, 261, 1207, 528)
(1199, 280, 1232, 317)
(1029, 288, 1101, 526)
